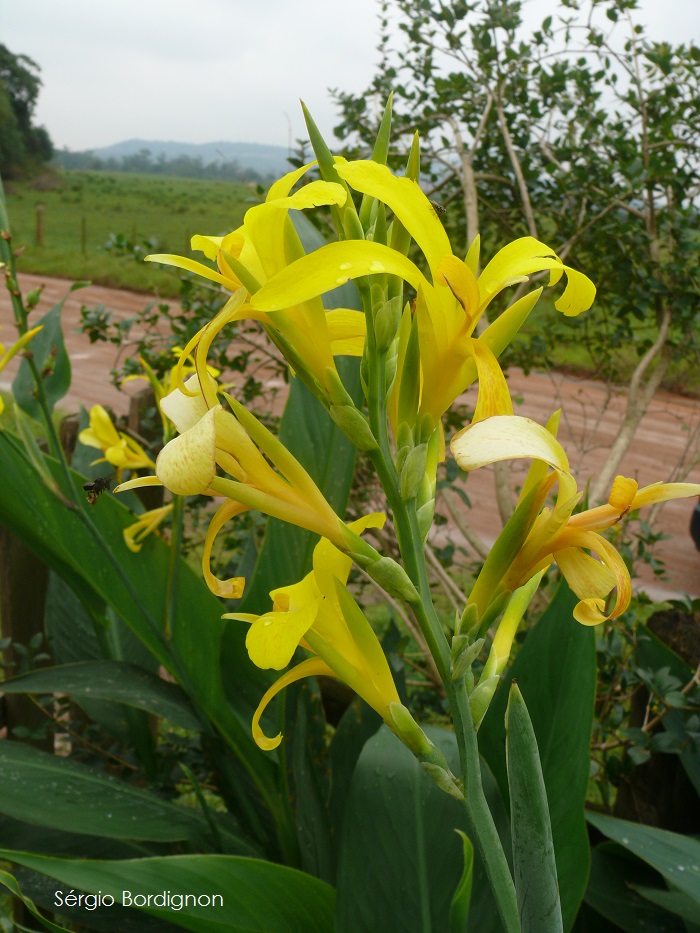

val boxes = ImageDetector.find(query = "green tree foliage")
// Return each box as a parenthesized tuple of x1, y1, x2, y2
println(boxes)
(333, 0, 700, 502)
(0, 43, 53, 178)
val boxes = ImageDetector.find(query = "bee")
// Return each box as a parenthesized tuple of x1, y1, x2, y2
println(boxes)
(83, 474, 114, 506)
(429, 199, 447, 216)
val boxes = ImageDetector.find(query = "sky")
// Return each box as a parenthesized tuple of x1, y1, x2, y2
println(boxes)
(3, 0, 699, 153)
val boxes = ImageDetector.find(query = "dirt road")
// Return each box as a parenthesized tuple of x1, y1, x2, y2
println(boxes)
(2, 272, 699, 597)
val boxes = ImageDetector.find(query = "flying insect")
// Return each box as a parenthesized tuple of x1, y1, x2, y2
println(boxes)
(83, 474, 113, 506)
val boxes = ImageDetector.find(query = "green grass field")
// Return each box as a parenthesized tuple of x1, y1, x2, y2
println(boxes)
(4, 170, 253, 295)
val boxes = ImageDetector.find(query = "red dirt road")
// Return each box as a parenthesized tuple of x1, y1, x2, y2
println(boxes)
(2, 273, 700, 598)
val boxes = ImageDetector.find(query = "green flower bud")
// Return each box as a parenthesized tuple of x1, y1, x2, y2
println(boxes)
(366, 556, 418, 603)
(458, 602, 480, 638)
(374, 296, 403, 351)
(451, 637, 485, 681)
(329, 405, 378, 450)
(421, 763, 465, 800)
(400, 442, 428, 501)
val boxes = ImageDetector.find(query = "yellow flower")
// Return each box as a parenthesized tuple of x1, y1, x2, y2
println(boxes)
(79, 405, 154, 473)
(117, 373, 367, 599)
(123, 503, 174, 553)
(145, 164, 366, 396)
(251, 159, 596, 426)
(0, 325, 42, 416)
(451, 414, 700, 625)
(226, 514, 401, 750)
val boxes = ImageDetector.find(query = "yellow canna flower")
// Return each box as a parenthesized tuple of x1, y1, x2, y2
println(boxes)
(225, 514, 402, 750)
(79, 405, 154, 474)
(0, 325, 43, 417)
(123, 503, 174, 553)
(251, 159, 596, 426)
(117, 373, 377, 599)
(451, 414, 700, 625)
(145, 164, 366, 396)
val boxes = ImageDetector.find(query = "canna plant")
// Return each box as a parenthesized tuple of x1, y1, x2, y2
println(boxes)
(2, 99, 700, 933)
(113, 99, 700, 930)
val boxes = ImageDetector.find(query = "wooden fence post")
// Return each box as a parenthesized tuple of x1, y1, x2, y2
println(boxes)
(34, 204, 45, 247)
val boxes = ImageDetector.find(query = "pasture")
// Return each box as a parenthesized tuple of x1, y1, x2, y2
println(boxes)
(4, 170, 253, 294)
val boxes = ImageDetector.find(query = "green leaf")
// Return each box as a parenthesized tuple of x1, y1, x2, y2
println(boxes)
(334, 725, 506, 933)
(584, 843, 685, 933)
(636, 885, 700, 925)
(12, 291, 75, 419)
(0, 660, 200, 731)
(479, 579, 595, 931)
(0, 741, 248, 851)
(0, 431, 274, 791)
(0, 869, 70, 933)
(586, 811, 700, 904)
(506, 682, 563, 932)
(0, 850, 336, 933)
(449, 831, 474, 933)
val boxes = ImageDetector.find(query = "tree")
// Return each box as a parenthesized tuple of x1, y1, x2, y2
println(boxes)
(332, 0, 700, 512)
(0, 44, 53, 178)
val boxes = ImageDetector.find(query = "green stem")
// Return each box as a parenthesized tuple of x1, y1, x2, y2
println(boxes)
(362, 290, 520, 933)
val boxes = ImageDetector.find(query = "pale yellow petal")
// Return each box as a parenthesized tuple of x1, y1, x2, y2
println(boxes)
(155, 407, 218, 495)
(160, 374, 210, 434)
(632, 481, 700, 509)
(451, 415, 570, 474)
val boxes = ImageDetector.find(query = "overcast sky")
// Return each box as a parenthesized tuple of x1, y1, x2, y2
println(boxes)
(3, 0, 699, 153)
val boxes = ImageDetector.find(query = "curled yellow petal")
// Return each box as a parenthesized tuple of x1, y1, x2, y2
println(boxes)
(252, 657, 337, 750)
(202, 499, 248, 598)
(608, 476, 639, 511)
(573, 598, 609, 626)
(451, 415, 570, 474)
(156, 407, 218, 495)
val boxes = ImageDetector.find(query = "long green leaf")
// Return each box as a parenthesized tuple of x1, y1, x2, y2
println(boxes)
(334, 725, 507, 933)
(506, 682, 563, 932)
(1, 661, 200, 731)
(0, 742, 240, 849)
(0, 850, 336, 933)
(586, 811, 700, 904)
(479, 579, 595, 930)
(0, 869, 70, 933)
(584, 843, 685, 933)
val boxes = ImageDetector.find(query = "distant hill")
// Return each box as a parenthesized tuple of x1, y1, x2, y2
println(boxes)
(90, 139, 291, 175)
(54, 139, 292, 182)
